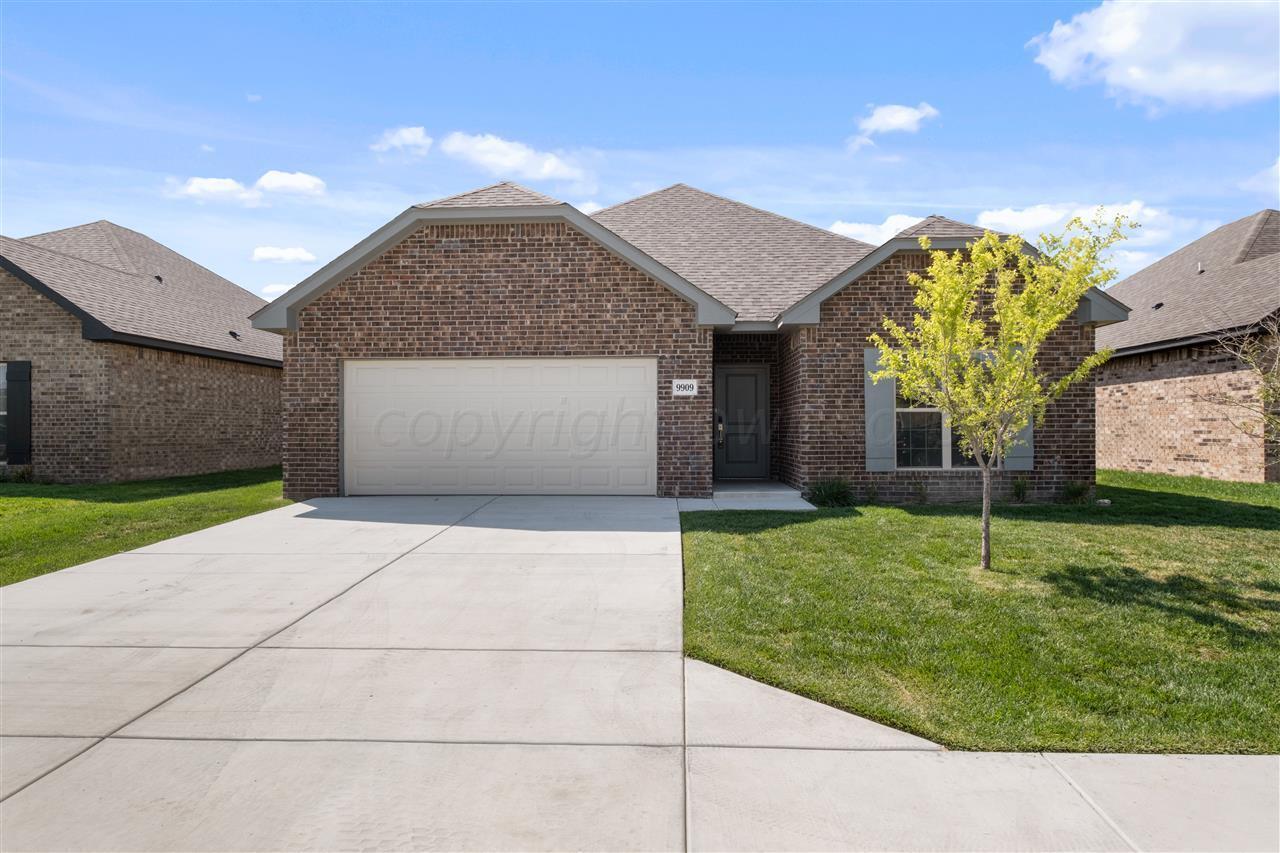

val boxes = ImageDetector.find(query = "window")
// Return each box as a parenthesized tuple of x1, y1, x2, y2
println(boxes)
(894, 392, 983, 469)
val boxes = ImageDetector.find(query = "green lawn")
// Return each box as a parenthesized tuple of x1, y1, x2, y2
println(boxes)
(0, 467, 289, 586)
(682, 470, 1280, 753)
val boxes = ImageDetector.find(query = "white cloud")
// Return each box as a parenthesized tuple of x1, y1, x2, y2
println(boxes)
(1240, 157, 1280, 196)
(260, 283, 292, 296)
(174, 176, 261, 205)
(252, 246, 317, 263)
(371, 126, 433, 156)
(977, 200, 1213, 276)
(199, 143, 215, 154)
(246, 93, 263, 103)
(849, 102, 939, 150)
(576, 200, 604, 214)
(830, 214, 925, 245)
(440, 131, 585, 181)
(253, 170, 326, 195)
(1030, 0, 1280, 110)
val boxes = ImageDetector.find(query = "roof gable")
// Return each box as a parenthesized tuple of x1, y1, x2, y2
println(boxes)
(1097, 209, 1280, 353)
(2, 223, 281, 365)
(591, 184, 873, 322)
(252, 186, 737, 331)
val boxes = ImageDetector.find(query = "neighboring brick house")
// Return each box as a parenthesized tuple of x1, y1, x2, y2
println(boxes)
(1096, 209, 1280, 483)
(1, 221, 282, 483)
(253, 182, 1126, 501)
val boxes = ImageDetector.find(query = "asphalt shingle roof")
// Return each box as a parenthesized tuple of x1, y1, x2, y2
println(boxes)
(416, 182, 562, 209)
(4, 221, 281, 364)
(1096, 209, 1280, 353)
(591, 184, 875, 321)
(894, 215, 992, 240)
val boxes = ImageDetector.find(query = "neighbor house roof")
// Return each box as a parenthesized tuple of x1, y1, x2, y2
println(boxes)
(591, 184, 875, 322)
(1097, 209, 1280, 355)
(1, 221, 282, 366)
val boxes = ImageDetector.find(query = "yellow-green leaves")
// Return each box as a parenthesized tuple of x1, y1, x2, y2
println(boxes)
(869, 214, 1132, 467)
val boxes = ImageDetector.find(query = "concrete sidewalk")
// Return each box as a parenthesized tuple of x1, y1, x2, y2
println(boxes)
(1, 496, 1276, 851)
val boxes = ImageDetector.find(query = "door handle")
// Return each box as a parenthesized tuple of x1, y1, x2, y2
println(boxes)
(716, 416, 725, 448)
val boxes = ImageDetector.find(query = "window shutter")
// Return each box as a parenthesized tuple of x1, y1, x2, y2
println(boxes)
(1004, 419, 1033, 470)
(864, 348, 895, 471)
(6, 361, 32, 466)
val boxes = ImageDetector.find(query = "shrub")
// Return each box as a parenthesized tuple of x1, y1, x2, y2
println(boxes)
(806, 478, 856, 507)
(1061, 481, 1091, 504)
(1011, 476, 1029, 503)
(912, 481, 928, 504)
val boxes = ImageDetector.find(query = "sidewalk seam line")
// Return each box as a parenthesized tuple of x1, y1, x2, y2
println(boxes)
(1042, 753, 1141, 852)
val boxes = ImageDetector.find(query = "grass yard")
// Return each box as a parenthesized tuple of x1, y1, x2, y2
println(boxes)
(0, 467, 288, 586)
(682, 470, 1280, 753)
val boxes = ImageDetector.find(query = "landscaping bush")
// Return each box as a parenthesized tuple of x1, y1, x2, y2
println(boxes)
(806, 478, 856, 507)
(1061, 481, 1091, 503)
(1011, 476, 1029, 503)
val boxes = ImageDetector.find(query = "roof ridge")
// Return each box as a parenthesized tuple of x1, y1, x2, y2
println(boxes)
(587, 183, 685, 217)
(7, 228, 264, 304)
(593, 183, 874, 248)
(678, 184, 876, 248)
(1235, 208, 1280, 264)
(3, 232, 157, 281)
(21, 220, 139, 273)
(97, 220, 140, 274)
(416, 180, 561, 208)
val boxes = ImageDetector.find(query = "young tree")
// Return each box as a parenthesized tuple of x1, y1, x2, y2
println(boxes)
(869, 217, 1131, 570)
(1200, 313, 1280, 476)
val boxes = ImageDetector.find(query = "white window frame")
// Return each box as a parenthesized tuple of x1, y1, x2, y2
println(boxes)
(893, 399, 994, 471)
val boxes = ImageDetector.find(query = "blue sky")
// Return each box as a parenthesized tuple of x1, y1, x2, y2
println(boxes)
(3, 1, 1277, 298)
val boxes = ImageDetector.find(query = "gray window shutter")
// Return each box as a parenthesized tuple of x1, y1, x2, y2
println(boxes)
(1004, 419, 1034, 470)
(6, 361, 32, 466)
(864, 348, 895, 471)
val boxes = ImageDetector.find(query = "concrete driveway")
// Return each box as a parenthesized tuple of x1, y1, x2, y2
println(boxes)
(1, 496, 1276, 852)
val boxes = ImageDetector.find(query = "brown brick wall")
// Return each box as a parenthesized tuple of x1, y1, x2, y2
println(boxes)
(2, 269, 282, 483)
(780, 252, 1098, 502)
(1096, 345, 1274, 482)
(105, 344, 281, 481)
(282, 221, 713, 500)
(1, 270, 110, 481)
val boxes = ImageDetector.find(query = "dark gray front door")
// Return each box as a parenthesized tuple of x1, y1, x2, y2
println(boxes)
(714, 366, 769, 479)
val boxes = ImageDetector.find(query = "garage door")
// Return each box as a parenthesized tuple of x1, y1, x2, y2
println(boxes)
(343, 358, 658, 495)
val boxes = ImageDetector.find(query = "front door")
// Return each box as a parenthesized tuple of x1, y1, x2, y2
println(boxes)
(714, 366, 769, 479)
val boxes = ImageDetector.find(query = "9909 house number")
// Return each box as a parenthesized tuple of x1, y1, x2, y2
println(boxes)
(671, 379, 698, 396)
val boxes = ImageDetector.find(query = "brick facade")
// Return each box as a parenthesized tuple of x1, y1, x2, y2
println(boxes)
(1096, 345, 1276, 483)
(1, 270, 281, 483)
(281, 237, 1106, 503)
(282, 221, 713, 500)
(773, 252, 1098, 502)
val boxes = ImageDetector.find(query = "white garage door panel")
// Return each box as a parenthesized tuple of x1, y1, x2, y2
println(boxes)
(343, 358, 658, 495)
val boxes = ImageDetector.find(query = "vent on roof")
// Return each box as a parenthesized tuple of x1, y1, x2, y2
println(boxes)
(1152, 302, 1164, 310)
(228, 330, 242, 340)
(154, 274, 164, 283)
(1196, 262, 1204, 274)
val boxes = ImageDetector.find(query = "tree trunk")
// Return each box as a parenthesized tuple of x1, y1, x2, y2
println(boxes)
(980, 466, 993, 570)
